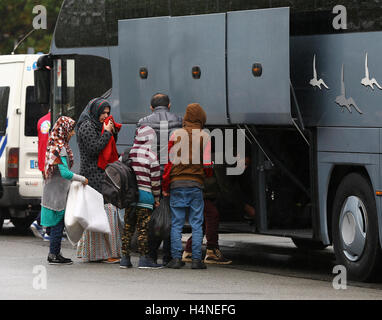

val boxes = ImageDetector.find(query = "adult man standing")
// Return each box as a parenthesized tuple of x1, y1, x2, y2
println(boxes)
(30, 108, 51, 239)
(137, 93, 183, 266)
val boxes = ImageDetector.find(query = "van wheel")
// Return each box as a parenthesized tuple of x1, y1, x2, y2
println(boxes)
(291, 238, 328, 250)
(11, 217, 35, 233)
(332, 173, 382, 282)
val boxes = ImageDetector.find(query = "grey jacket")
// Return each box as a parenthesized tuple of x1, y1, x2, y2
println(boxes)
(137, 106, 183, 166)
(41, 148, 86, 211)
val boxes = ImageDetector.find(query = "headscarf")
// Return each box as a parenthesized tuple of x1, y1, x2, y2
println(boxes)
(75, 97, 111, 133)
(44, 116, 76, 179)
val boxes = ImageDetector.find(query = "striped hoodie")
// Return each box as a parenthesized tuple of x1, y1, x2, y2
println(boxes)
(129, 126, 161, 205)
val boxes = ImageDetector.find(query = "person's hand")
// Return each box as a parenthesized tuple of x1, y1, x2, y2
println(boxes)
(83, 178, 89, 185)
(104, 121, 114, 133)
(162, 191, 169, 197)
(154, 201, 160, 208)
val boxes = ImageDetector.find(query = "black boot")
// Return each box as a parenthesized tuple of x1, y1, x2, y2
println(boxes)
(47, 253, 73, 265)
(166, 258, 185, 269)
(191, 259, 207, 269)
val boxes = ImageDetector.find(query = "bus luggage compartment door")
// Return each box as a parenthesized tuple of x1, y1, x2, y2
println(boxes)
(118, 17, 170, 123)
(169, 14, 227, 124)
(227, 7, 291, 125)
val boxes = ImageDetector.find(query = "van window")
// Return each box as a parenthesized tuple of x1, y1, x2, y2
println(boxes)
(0, 87, 10, 136)
(25, 86, 47, 137)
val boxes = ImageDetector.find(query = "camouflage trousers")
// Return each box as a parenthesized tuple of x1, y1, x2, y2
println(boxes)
(121, 206, 152, 256)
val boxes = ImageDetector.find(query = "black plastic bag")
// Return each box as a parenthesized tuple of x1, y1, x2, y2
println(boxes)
(149, 197, 171, 240)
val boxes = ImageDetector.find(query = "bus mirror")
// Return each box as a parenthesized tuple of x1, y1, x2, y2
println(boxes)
(34, 68, 50, 104)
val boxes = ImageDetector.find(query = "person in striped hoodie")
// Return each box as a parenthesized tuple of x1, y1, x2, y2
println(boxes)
(120, 126, 163, 269)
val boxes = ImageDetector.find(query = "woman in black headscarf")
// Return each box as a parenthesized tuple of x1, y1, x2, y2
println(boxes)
(76, 97, 122, 263)
(76, 97, 114, 192)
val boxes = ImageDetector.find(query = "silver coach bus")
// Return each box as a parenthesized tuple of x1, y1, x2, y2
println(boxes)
(34, 0, 382, 282)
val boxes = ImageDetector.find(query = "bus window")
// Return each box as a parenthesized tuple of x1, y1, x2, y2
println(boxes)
(105, 0, 170, 45)
(25, 86, 48, 137)
(55, 0, 108, 48)
(55, 0, 170, 48)
(0, 87, 9, 135)
(52, 55, 112, 123)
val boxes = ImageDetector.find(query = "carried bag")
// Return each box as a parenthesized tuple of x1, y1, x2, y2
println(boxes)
(65, 182, 111, 245)
(76, 184, 111, 234)
(65, 181, 85, 245)
(148, 196, 171, 240)
(102, 158, 139, 209)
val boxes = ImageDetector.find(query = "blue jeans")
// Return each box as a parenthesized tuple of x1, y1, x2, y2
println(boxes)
(49, 218, 64, 255)
(170, 187, 204, 260)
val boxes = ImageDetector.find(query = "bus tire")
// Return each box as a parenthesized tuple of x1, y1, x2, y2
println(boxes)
(291, 238, 328, 250)
(332, 172, 382, 282)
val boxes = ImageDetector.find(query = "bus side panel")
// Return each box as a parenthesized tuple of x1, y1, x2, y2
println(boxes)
(169, 14, 227, 124)
(291, 31, 382, 128)
(119, 17, 170, 123)
(227, 8, 291, 125)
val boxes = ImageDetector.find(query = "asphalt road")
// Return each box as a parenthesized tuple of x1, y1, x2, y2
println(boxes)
(1, 221, 382, 300)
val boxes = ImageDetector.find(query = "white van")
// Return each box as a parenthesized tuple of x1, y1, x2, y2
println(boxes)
(0, 54, 47, 232)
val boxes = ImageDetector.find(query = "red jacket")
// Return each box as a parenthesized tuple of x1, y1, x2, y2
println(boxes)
(37, 112, 51, 172)
(97, 115, 122, 170)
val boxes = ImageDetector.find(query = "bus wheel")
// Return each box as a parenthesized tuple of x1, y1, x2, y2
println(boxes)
(291, 238, 328, 250)
(332, 173, 382, 282)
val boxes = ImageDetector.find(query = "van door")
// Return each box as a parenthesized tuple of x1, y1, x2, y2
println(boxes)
(227, 7, 291, 125)
(0, 61, 22, 182)
(19, 58, 46, 198)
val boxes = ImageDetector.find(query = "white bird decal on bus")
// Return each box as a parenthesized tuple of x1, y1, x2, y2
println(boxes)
(361, 53, 382, 90)
(336, 64, 363, 114)
(309, 55, 329, 90)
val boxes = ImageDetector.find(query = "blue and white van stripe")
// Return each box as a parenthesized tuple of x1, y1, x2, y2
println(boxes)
(0, 118, 8, 158)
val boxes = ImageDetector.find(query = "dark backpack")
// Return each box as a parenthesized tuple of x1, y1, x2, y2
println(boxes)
(102, 159, 139, 209)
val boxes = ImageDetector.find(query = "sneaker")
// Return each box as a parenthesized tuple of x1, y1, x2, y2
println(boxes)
(120, 255, 133, 269)
(43, 233, 51, 241)
(204, 249, 232, 265)
(30, 221, 44, 239)
(138, 256, 164, 269)
(166, 258, 185, 269)
(47, 253, 73, 265)
(181, 251, 192, 263)
(191, 259, 207, 269)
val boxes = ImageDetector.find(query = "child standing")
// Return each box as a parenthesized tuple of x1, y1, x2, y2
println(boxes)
(41, 116, 88, 265)
(120, 126, 163, 269)
(162, 103, 212, 269)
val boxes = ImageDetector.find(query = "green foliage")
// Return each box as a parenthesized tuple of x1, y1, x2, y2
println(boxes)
(0, 0, 63, 55)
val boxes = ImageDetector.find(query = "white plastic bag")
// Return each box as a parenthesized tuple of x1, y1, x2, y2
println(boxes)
(75, 184, 111, 235)
(65, 181, 85, 245)
(65, 181, 111, 246)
